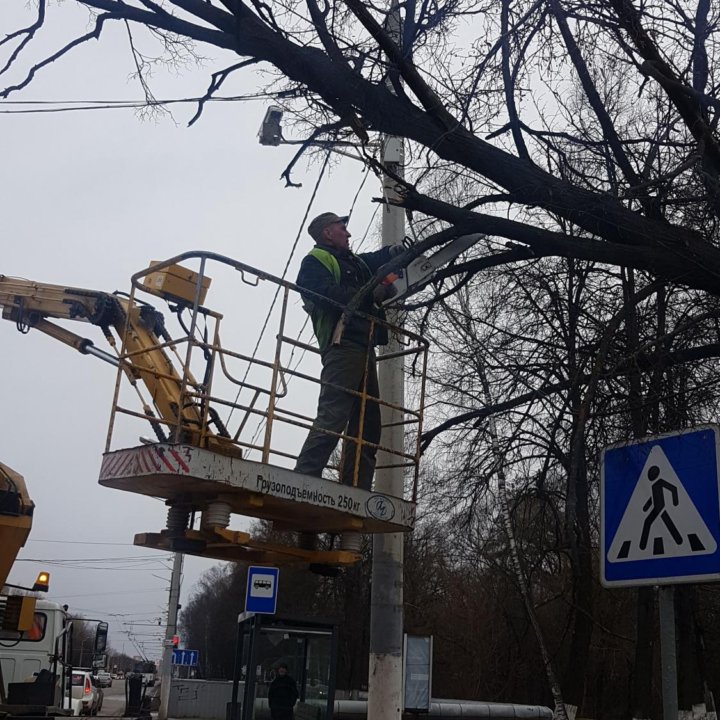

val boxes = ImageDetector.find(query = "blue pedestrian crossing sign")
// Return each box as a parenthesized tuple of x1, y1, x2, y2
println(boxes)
(245, 566, 279, 614)
(601, 425, 720, 587)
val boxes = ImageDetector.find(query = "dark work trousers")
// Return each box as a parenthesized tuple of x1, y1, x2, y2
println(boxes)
(270, 708, 295, 720)
(294, 341, 381, 490)
(270, 710, 294, 720)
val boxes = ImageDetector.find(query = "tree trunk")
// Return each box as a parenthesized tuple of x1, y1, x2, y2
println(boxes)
(621, 270, 657, 720)
(562, 454, 594, 711)
(562, 262, 593, 711)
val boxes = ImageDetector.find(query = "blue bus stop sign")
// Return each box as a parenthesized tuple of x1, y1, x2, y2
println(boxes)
(245, 566, 279, 614)
(601, 425, 720, 587)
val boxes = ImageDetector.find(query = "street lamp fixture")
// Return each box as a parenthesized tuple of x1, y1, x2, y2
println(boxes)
(258, 106, 380, 161)
(258, 106, 284, 146)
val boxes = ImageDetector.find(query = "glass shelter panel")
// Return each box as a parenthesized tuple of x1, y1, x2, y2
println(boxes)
(303, 635, 332, 706)
(253, 630, 306, 707)
(236, 617, 336, 720)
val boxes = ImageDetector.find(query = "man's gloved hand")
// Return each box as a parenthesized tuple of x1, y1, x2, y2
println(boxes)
(372, 283, 397, 304)
(373, 283, 397, 305)
(384, 283, 398, 300)
(388, 244, 405, 258)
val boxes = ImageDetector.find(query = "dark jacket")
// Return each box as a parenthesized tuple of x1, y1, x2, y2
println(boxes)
(296, 244, 393, 351)
(268, 673, 299, 710)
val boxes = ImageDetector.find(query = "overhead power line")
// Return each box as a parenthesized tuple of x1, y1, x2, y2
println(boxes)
(226, 145, 333, 434)
(19, 556, 168, 562)
(27, 539, 136, 546)
(71, 608, 164, 618)
(16, 559, 170, 570)
(247, 169, 378, 448)
(49, 588, 165, 599)
(0, 93, 279, 115)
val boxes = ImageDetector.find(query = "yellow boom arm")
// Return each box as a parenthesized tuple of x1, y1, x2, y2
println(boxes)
(0, 275, 221, 449)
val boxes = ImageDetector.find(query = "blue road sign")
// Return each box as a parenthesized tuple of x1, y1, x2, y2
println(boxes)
(601, 425, 720, 587)
(245, 566, 279, 614)
(172, 649, 199, 666)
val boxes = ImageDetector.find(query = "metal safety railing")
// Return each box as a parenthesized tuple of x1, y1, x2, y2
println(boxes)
(104, 251, 428, 501)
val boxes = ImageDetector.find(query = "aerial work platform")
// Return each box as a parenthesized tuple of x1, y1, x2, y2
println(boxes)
(97, 252, 428, 569)
(100, 443, 414, 533)
(99, 442, 414, 564)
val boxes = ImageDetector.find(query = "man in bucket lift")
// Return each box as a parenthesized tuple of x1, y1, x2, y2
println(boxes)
(294, 212, 404, 492)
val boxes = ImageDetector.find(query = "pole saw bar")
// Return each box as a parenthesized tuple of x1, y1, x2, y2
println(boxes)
(383, 233, 485, 304)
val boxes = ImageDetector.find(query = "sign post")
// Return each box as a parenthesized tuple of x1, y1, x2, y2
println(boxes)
(601, 425, 720, 720)
(658, 587, 678, 720)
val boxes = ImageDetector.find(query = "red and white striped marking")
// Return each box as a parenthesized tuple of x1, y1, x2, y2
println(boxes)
(101, 445, 191, 479)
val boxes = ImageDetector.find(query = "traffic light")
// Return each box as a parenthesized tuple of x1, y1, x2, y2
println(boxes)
(171, 635, 179, 648)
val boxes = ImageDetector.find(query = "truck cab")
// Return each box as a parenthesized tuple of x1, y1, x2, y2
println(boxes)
(0, 600, 68, 698)
(0, 601, 108, 716)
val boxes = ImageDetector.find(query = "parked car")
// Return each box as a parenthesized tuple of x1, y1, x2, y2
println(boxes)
(71, 670, 103, 716)
(95, 671, 113, 688)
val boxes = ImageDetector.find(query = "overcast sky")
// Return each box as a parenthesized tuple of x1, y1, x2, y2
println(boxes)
(1, 1, 381, 659)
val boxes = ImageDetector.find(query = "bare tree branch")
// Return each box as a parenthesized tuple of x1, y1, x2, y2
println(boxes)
(0, 0, 46, 75)
(188, 59, 259, 127)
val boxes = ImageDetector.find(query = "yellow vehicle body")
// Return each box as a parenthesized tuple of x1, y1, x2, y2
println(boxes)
(0, 463, 37, 633)
(0, 463, 33, 591)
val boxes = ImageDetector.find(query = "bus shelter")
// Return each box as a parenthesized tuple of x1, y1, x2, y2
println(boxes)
(230, 614, 337, 720)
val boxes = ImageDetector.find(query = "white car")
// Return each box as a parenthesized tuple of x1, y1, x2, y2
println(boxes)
(71, 670, 104, 716)
(95, 671, 112, 688)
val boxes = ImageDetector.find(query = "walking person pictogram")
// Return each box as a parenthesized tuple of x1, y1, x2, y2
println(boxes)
(639, 465, 683, 551)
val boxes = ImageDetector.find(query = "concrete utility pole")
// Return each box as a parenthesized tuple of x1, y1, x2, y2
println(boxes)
(368, 128, 405, 719)
(158, 552, 183, 720)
